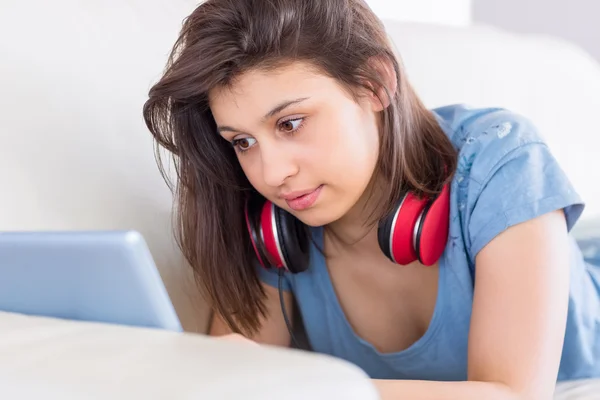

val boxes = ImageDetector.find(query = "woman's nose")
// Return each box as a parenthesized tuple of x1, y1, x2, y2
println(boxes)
(261, 145, 298, 187)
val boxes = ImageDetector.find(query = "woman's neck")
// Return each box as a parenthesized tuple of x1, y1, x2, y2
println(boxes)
(326, 213, 376, 251)
(324, 182, 385, 257)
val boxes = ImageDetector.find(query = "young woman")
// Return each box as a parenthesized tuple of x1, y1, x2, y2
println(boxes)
(143, 0, 600, 398)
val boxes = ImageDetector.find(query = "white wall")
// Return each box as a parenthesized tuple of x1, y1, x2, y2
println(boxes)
(474, 0, 600, 62)
(366, 0, 472, 26)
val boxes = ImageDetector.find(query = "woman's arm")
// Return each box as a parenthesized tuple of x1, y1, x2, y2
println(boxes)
(373, 209, 571, 400)
(209, 281, 296, 347)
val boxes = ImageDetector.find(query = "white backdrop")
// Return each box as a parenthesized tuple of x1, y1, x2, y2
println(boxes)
(474, 0, 600, 63)
(366, 0, 472, 26)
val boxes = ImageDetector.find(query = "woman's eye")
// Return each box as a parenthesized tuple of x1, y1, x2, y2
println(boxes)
(232, 137, 256, 152)
(279, 118, 304, 133)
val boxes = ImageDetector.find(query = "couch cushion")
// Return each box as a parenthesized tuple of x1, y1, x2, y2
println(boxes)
(384, 20, 600, 222)
(0, 0, 208, 332)
(0, 311, 379, 400)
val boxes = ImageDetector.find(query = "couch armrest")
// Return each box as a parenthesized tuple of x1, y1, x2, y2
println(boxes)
(0, 312, 378, 399)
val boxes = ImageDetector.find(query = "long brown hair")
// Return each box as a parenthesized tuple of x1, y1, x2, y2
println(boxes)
(143, 0, 457, 336)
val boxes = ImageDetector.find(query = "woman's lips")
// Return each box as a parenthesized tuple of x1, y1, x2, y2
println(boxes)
(284, 185, 324, 211)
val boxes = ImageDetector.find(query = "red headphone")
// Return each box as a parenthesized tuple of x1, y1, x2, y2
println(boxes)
(244, 184, 450, 273)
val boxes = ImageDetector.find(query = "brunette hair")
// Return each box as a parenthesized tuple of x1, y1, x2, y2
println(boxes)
(143, 0, 457, 335)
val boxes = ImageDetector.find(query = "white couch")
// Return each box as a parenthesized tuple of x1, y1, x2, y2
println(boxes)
(1, 1, 599, 398)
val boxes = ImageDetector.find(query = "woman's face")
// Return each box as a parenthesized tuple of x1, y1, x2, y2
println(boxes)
(209, 62, 382, 227)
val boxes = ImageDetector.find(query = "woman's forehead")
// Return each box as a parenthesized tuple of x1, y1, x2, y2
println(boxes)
(210, 63, 326, 100)
(208, 63, 344, 120)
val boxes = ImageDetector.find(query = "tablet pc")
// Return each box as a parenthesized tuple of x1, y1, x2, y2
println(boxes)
(0, 230, 182, 331)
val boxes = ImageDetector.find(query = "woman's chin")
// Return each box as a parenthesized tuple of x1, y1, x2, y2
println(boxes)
(289, 207, 343, 228)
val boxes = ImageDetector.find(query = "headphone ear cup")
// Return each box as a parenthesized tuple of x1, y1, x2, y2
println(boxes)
(258, 200, 287, 269)
(378, 192, 428, 265)
(414, 184, 451, 266)
(273, 207, 310, 273)
(377, 195, 404, 262)
(244, 195, 309, 273)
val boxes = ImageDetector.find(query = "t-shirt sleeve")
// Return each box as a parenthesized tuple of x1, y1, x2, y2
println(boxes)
(255, 262, 292, 292)
(465, 117, 585, 263)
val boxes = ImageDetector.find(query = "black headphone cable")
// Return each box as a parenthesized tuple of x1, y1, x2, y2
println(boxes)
(278, 268, 301, 349)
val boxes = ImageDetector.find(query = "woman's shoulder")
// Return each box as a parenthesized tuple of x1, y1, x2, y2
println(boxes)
(432, 103, 551, 184)
(432, 103, 538, 139)
(435, 104, 585, 261)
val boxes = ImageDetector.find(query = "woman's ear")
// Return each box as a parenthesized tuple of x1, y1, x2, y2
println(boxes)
(365, 56, 398, 112)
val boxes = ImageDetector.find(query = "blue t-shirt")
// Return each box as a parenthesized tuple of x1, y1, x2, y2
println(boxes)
(257, 104, 600, 381)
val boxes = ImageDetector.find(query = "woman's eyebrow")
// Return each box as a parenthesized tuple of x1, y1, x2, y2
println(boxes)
(261, 97, 310, 121)
(217, 97, 310, 135)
